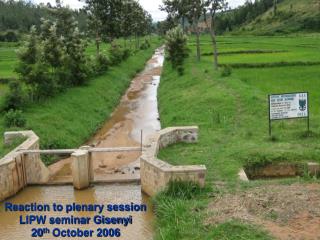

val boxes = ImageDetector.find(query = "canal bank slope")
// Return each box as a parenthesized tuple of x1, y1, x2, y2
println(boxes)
(0, 39, 161, 163)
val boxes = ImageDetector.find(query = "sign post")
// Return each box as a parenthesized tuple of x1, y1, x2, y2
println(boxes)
(268, 92, 309, 136)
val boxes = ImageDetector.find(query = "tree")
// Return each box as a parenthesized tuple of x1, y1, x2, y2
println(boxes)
(86, 2, 103, 55)
(15, 25, 38, 85)
(16, 26, 52, 99)
(64, 27, 88, 86)
(273, 0, 278, 16)
(165, 26, 189, 75)
(185, 0, 205, 62)
(85, 0, 123, 42)
(49, 3, 88, 86)
(15, 3, 89, 101)
(160, 0, 191, 32)
(203, 0, 228, 69)
(85, 0, 153, 50)
(42, 23, 63, 69)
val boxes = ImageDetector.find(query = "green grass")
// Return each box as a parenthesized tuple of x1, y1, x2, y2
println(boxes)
(0, 42, 19, 79)
(0, 38, 161, 160)
(154, 34, 320, 238)
(0, 135, 26, 157)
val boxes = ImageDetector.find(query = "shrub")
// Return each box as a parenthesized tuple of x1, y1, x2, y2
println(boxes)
(0, 30, 19, 42)
(28, 62, 58, 99)
(122, 48, 131, 60)
(221, 65, 232, 77)
(109, 41, 124, 65)
(4, 80, 26, 110)
(4, 109, 26, 128)
(95, 53, 109, 74)
(140, 39, 151, 50)
(165, 26, 189, 75)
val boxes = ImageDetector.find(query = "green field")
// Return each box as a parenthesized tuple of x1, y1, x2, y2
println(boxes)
(155, 34, 320, 239)
(0, 38, 160, 161)
(0, 42, 19, 79)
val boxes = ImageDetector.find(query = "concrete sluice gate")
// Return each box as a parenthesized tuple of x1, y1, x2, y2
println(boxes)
(0, 47, 207, 240)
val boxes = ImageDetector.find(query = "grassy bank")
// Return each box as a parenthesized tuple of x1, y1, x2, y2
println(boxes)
(154, 35, 320, 239)
(0, 39, 160, 162)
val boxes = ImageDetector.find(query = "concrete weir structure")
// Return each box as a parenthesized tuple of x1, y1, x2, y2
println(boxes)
(0, 127, 207, 200)
(140, 126, 207, 196)
(0, 131, 50, 201)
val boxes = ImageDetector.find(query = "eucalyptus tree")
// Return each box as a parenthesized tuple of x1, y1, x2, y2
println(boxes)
(129, 1, 151, 48)
(120, 0, 135, 48)
(273, 0, 278, 15)
(203, 0, 228, 69)
(84, 0, 102, 54)
(160, 0, 190, 31)
(185, 0, 205, 62)
(85, 0, 123, 42)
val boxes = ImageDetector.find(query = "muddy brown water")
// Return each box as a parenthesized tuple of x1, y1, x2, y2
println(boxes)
(0, 185, 154, 240)
(0, 47, 165, 240)
(49, 46, 164, 182)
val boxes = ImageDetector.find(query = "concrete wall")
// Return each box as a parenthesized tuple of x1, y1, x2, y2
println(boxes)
(141, 126, 207, 196)
(0, 131, 50, 201)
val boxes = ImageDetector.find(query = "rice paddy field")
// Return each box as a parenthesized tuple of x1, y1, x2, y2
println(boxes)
(0, 42, 19, 79)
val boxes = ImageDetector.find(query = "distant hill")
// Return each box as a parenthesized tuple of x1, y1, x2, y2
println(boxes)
(235, 0, 320, 35)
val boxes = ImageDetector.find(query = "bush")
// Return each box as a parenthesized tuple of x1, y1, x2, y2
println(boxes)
(0, 30, 19, 42)
(140, 39, 150, 50)
(95, 53, 109, 74)
(221, 65, 232, 77)
(4, 80, 26, 110)
(4, 109, 26, 128)
(122, 48, 132, 60)
(109, 41, 124, 65)
(165, 26, 189, 75)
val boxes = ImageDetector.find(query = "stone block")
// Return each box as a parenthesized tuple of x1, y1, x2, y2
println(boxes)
(308, 162, 320, 176)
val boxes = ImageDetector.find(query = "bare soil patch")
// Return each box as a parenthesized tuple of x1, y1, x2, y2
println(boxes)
(206, 183, 320, 240)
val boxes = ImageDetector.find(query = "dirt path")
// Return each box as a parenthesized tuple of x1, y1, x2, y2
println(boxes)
(206, 183, 320, 239)
(49, 47, 165, 183)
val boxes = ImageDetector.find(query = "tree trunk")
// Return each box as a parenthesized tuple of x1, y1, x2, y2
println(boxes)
(204, 11, 218, 69)
(95, 32, 100, 56)
(135, 35, 138, 49)
(210, 28, 218, 70)
(129, 36, 132, 50)
(273, 0, 278, 16)
(182, 16, 185, 32)
(194, 18, 201, 62)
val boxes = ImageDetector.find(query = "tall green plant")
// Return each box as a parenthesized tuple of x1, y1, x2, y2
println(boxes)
(165, 26, 189, 75)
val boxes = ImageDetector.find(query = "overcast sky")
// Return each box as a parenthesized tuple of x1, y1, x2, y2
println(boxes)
(31, 0, 247, 21)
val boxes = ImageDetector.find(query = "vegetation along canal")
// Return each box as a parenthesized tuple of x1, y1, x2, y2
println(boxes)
(0, 47, 165, 240)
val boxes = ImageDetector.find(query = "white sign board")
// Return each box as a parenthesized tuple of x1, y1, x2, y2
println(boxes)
(269, 93, 308, 120)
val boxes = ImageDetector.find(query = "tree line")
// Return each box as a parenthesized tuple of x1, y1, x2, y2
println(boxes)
(85, 0, 153, 55)
(0, 0, 87, 41)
